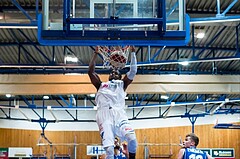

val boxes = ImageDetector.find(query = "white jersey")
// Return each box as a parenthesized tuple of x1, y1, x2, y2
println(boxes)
(95, 80, 126, 110)
(95, 80, 134, 149)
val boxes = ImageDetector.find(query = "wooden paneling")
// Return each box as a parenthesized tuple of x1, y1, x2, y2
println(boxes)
(0, 123, 239, 159)
(0, 74, 240, 95)
(1, 75, 240, 84)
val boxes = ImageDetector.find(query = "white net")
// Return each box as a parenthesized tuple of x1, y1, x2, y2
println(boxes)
(98, 46, 130, 69)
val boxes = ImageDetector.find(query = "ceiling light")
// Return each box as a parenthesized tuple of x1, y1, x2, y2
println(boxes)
(161, 95, 169, 100)
(196, 32, 205, 38)
(179, 61, 189, 66)
(64, 49, 78, 63)
(179, 56, 189, 66)
(43, 96, 49, 100)
(64, 56, 78, 62)
(89, 94, 95, 98)
(6, 94, 11, 98)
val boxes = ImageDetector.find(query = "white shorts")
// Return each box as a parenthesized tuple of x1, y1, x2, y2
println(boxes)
(96, 107, 135, 148)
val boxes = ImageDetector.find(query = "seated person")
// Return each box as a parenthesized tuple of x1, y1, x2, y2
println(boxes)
(114, 137, 128, 159)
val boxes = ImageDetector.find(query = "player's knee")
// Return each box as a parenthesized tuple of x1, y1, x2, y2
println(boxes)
(104, 146, 114, 159)
(128, 139, 138, 153)
(126, 133, 138, 153)
(125, 132, 136, 141)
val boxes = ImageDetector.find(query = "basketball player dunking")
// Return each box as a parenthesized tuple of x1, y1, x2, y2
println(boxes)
(88, 46, 138, 159)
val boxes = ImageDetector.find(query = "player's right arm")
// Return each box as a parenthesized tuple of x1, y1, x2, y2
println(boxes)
(177, 148, 185, 159)
(88, 47, 101, 90)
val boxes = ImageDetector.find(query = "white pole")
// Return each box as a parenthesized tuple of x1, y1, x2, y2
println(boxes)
(216, 0, 221, 16)
(74, 136, 77, 159)
(113, 0, 116, 18)
(178, 0, 185, 31)
(152, 0, 155, 17)
(133, 0, 138, 18)
(43, 0, 49, 30)
(90, 1, 94, 18)
(73, 0, 76, 18)
(148, 45, 151, 62)
(84, 97, 87, 107)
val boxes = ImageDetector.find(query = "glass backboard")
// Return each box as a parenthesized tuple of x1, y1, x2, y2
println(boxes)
(38, 0, 189, 46)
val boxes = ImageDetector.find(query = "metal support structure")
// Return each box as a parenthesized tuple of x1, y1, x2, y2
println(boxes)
(188, 116, 198, 133)
(216, 0, 221, 16)
(151, 46, 166, 61)
(63, 0, 71, 34)
(8, 29, 39, 64)
(17, 29, 51, 63)
(196, 26, 227, 57)
(11, 0, 34, 21)
(236, 24, 240, 56)
(37, 120, 52, 144)
(1, 93, 239, 122)
(166, 1, 179, 18)
(216, 0, 239, 17)
(36, 0, 39, 20)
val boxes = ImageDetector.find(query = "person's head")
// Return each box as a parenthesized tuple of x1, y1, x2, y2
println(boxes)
(109, 69, 122, 81)
(183, 133, 199, 148)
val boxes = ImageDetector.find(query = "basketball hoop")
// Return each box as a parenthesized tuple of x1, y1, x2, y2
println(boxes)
(98, 46, 130, 69)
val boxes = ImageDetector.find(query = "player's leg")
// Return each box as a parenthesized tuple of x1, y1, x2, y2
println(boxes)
(97, 112, 115, 159)
(99, 121, 115, 159)
(118, 120, 138, 159)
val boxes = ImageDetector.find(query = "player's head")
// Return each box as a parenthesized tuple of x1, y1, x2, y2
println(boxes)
(109, 69, 122, 81)
(183, 133, 199, 148)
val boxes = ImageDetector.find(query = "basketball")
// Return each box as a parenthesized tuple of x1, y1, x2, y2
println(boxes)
(109, 51, 127, 68)
(110, 51, 127, 63)
(98, 46, 130, 69)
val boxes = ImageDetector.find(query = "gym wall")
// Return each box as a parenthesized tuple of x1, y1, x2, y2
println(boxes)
(0, 123, 239, 159)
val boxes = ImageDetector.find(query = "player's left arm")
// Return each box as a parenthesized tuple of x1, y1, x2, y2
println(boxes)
(123, 46, 137, 91)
